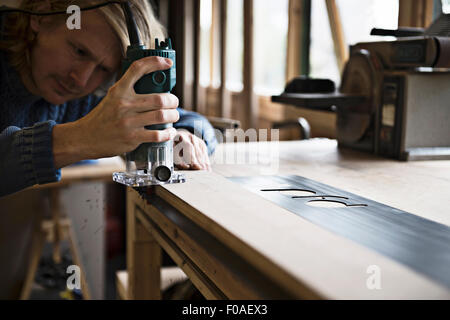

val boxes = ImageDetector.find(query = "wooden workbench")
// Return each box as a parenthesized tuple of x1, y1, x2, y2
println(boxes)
(0, 157, 126, 299)
(125, 139, 450, 300)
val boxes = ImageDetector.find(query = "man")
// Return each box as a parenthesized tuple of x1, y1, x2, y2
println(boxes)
(0, 0, 217, 197)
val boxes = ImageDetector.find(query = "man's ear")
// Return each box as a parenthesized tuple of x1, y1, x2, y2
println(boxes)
(29, 0, 52, 33)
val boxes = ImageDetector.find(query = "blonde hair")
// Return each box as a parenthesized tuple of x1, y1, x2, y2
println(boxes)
(0, 0, 166, 92)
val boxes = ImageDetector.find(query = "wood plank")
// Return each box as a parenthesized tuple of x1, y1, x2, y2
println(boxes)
(125, 140, 450, 299)
(127, 189, 161, 300)
(157, 168, 450, 299)
(211, 140, 450, 226)
(135, 220, 162, 299)
(135, 193, 300, 299)
(135, 205, 227, 299)
(231, 175, 450, 288)
(126, 188, 136, 298)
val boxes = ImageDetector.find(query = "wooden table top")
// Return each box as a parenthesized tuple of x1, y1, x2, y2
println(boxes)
(211, 139, 450, 226)
(33, 157, 126, 190)
(33, 139, 449, 227)
(155, 139, 450, 299)
(36, 138, 450, 227)
(28, 139, 450, 298)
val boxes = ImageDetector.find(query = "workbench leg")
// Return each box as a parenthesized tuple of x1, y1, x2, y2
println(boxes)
(20, 222, 45, 300)
(127, 189, 162, 300)
(67, 222, 92, 300)
(49, 189, 62, 264)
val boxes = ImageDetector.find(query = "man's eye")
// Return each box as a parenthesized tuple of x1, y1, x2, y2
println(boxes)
(70, 43, 86, 56)
(99, 66, 109, 73)
(75, 47, 86, 56)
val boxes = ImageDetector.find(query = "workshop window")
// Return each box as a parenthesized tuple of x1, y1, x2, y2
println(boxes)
(442, 0, 450, 13)
(310, 0, 340, 85)
(310, 0, 399, 85)
(339, 0, 399, 44)
(226, 0, 244, 92)
(198, 0, 288, 94)
(253, 0, 289, 95)
(200, 0, 212, 87)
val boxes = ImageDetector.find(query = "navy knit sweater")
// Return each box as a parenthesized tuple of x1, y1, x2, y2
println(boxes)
(0, 51, 217, 197)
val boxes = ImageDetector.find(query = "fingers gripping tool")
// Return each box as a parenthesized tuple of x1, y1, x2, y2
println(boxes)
(113, 2, 186, 186)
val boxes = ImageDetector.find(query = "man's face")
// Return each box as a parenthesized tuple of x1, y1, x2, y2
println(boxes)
(29, 10, 122, 105)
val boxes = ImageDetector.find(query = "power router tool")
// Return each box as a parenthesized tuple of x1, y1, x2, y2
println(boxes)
(112, 2, 185, 187)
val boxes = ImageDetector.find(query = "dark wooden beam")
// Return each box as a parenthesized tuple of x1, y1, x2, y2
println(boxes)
(168, 0, 195, 110)
(243, 0, 257, 129)
(219, 0, 231, 119)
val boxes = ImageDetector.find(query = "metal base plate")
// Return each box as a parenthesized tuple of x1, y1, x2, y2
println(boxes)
(229, 175, 450, 289)
(113, 171, 186, 187)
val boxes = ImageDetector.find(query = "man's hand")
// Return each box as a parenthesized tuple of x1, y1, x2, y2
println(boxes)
(53, 56, 179, 169)
(174, 129, 211, 171)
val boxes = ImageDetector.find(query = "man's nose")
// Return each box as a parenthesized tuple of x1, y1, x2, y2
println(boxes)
(69, 62, 96, 88)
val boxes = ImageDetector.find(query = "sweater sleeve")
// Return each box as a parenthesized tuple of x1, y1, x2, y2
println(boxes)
(0, 121, 60, 197)
(174, 108, 218, 156)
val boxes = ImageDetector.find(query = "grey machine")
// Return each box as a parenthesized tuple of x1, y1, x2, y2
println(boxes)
(273, 14, 450, 161)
